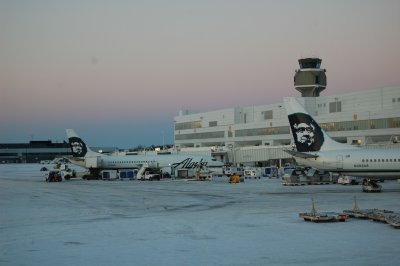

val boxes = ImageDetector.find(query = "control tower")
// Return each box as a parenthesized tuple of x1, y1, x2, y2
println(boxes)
(294, 58, 327, 97)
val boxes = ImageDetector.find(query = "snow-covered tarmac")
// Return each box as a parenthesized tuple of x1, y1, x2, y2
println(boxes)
(1, 164, 400, 266)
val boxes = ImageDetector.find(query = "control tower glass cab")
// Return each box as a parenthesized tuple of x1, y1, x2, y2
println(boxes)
(294, 58, 327, 97)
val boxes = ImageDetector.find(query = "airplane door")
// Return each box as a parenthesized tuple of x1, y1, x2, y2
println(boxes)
(336, 155, 343, 169)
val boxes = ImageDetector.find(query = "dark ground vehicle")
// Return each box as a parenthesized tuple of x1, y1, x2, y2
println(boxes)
(362, 178, 382, 192)
(46, 171, 62, 182)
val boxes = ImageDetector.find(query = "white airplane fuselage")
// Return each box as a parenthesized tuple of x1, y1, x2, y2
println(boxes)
(295, 146, 400, 178)
(69, 153, 222, 171)
(66, 128, 223, 173)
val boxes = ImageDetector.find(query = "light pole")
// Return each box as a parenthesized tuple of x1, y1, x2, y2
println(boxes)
(162, 131, 165, 149)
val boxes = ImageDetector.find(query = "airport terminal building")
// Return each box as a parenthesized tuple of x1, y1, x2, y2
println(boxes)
(0, 141, 71, 163)
(0, 141, 116, 164)
(174, 58, 400, 166)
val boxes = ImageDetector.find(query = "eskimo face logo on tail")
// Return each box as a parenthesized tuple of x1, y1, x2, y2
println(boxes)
(294, 122, 315, 146)
(288, 113, 324, 152)
(68, 137, 87, 157)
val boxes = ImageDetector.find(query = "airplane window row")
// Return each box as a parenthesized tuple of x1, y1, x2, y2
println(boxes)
(110, 161, 155, 164)
(362, 158, 399, 163)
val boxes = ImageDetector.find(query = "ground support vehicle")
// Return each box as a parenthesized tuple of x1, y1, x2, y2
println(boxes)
(362, 179, 382, 192)
(45, 171, 62, 182)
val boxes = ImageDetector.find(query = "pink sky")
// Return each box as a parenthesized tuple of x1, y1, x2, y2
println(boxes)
(1, 1, 400, 147)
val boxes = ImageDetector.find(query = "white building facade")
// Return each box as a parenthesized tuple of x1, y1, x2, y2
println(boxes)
(174, 87, 400, 166)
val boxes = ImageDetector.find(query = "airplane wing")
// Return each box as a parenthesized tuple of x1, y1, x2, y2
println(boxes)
(66, 157, 85, 162)
(157, 164, 170, 168)
(284, 150, 319, 159)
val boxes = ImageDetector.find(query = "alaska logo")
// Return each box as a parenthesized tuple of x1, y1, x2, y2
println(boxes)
(288, 113, 324, 152)
(68, 137, 87, 157)
(171, 158, 208, 169)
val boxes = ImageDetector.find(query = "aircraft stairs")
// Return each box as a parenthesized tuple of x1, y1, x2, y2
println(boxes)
(136, 162, 159, 180)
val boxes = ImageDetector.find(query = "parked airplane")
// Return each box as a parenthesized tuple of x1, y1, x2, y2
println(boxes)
(284, 97, 400, 178)
(66, 129, 223, 176)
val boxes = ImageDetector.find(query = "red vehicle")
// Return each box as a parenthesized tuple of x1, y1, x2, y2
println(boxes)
(46, 171, 62, 182)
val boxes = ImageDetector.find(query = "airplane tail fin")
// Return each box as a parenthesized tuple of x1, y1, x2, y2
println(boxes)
(283, 97, 353, 152)
(66, 129, 99, 158)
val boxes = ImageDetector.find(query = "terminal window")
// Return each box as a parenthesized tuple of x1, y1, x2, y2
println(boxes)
(329, 101, 342, 113)
(262, 110, 273, 120)
(209, 121, 217, 127)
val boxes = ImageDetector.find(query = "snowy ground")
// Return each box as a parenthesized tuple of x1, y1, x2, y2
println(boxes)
(1, 164, 400, 266)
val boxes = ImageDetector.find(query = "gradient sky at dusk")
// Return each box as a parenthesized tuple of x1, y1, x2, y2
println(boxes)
(1, 0, 400, 148)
